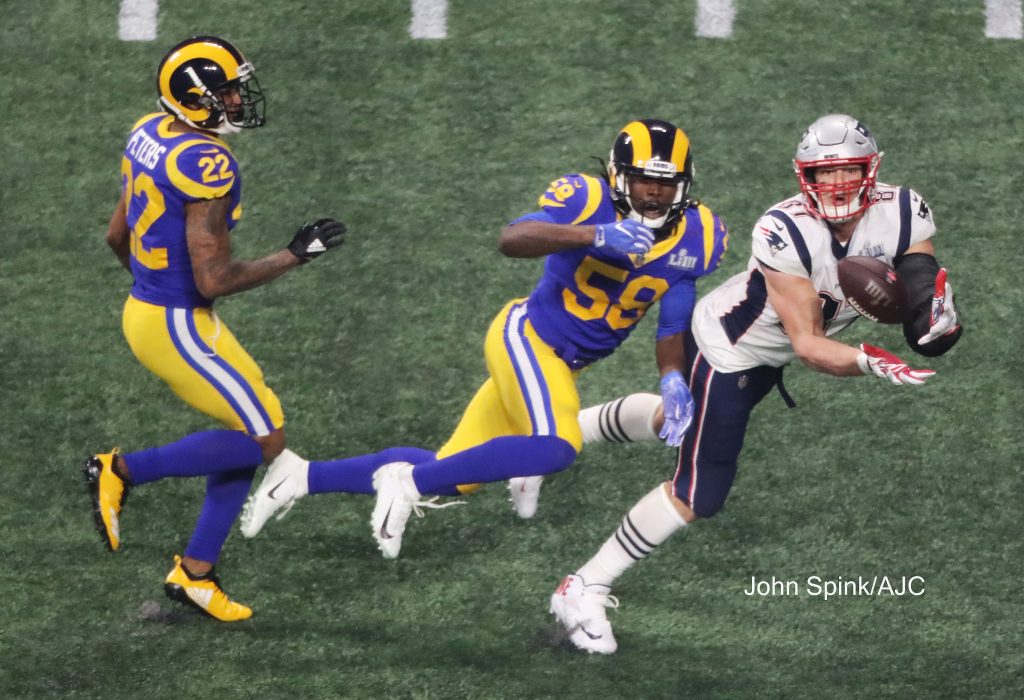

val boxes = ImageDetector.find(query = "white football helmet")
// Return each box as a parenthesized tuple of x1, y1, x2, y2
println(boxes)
(793, 114, 883, 223)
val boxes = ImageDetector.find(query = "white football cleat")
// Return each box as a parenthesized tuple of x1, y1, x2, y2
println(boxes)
(508, 476, 544, 519)
(371, 462, 419, 559)
(370, 462, 464, 559)
(240, 449, 309, 538)
(550, 574, 620, 654)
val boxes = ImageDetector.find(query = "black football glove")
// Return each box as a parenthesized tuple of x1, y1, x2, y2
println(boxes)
(288, 218, 346, 263)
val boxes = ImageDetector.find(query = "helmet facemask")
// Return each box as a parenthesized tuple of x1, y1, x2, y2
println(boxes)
(795, 154, 882, 223)
(224, 62, 265, 130)
(611, 164, 690, 231)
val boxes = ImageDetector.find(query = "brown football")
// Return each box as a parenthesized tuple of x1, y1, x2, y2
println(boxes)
(837, 256, 909, 324)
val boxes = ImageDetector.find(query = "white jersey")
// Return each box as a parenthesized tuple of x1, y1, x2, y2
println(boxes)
(692, 184, 936, 372)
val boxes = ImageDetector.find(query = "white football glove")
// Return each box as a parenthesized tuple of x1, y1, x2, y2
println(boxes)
(918, 268, 961, 345)
(857, 344, 936, 385)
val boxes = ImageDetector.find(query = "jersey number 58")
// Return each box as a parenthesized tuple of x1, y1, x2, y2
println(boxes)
(563, 256, 668, 331)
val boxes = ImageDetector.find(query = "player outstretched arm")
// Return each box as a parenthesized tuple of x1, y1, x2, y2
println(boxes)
(186, 197, 345, 299)
(763, 264, 863, 375)
(763, 264, 934, 384)
(498, 218, 653, 258)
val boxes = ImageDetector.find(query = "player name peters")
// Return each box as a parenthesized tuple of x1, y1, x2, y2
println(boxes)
(743, 575, 925, 600)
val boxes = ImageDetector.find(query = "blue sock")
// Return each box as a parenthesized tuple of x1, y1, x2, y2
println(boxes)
(184, 467, 256, 563)
(411, 435, 577, 495)
(123, 430, 264, 485)
(308, 447, 436, 495)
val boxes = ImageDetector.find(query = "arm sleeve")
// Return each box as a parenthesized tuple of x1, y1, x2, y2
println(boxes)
(655, 279, 697, 339)
(894, 252, 963, 357)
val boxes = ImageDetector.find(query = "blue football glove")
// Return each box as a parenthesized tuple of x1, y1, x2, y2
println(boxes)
(659, 370, 695, 447)
(594, 219, 655, 256)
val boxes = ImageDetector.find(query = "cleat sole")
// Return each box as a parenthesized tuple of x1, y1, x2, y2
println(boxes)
(81, 456, 117, 552)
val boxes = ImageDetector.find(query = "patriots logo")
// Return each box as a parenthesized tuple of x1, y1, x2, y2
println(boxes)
(759, 226, 788, 254)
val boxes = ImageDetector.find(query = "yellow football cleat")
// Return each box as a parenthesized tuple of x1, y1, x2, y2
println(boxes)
(81, 450, 130, 551)
(164, 555, 253, 622)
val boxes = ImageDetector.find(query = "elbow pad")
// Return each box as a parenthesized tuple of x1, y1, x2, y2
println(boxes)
(895, 252, 962, 357)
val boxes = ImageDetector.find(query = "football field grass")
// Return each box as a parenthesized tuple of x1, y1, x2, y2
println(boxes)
(1, 1, 1021, 697)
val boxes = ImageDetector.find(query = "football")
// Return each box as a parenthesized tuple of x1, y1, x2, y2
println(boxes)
(836, 256, 909, 324)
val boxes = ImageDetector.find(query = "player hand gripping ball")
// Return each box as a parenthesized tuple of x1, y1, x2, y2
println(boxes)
(857, 344, 935, 385)
(918, 268, 960, 345)
(659, 370, 695, 446)
(594, 219, 655, 256)
(288, 218, 347, 263)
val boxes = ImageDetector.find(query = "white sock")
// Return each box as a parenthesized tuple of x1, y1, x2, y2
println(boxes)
(579, 393, 661, 444)
(576, 483, 687, 589)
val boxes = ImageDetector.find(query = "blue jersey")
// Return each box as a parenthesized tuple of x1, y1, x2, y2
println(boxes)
(514, 173, 728, 367)
(119, 113, 243, 308)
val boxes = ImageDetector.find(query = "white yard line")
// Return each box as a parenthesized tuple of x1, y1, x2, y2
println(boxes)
(695, 0, 735, 38)
(986, 0, 1022, 38)
(410, 0, 448, 39)
(118, 0, 158, 41)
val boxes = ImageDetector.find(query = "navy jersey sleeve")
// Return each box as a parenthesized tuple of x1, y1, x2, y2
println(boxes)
(655, 279, 697, 339)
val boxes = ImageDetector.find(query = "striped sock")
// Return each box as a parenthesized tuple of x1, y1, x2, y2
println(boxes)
(579, 393, 661, 444)
(576, 483, 687, 589)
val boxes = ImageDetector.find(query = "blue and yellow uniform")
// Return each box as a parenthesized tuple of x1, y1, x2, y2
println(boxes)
(119, 112, 283, 436)
(436, 173, 728, 474)
(83, 36, 282, 621)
